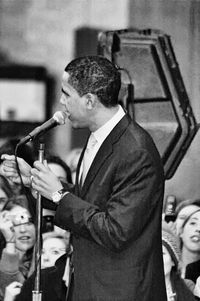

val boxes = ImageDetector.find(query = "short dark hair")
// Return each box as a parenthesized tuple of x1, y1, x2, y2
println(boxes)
(65, 56, 121, 107)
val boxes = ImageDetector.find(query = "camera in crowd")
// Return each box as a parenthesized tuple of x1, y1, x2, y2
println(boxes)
(42, 215, 54, 233)
(164, 195, 177, 223)
(7, 212, 33, 226)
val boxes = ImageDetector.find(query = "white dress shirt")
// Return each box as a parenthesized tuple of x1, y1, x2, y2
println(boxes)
(79, 105, 125, 184)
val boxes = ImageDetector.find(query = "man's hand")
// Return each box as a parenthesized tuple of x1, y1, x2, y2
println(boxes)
(31, 160, 63, 200)
(1, 154, 32, 187)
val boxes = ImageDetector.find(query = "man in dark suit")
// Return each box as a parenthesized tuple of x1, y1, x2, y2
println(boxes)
(1, 56, 167, 301)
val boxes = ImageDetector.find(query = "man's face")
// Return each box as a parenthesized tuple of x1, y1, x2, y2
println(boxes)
(60, 71, 88, 129)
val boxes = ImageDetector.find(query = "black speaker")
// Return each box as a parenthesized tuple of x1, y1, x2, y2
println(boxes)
(98, 28, 198, 179)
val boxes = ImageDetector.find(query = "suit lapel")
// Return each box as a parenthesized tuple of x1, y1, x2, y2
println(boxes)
(80, 114, 131, 197)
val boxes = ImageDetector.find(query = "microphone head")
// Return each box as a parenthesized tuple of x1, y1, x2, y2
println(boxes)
(53, 111, 66, 125)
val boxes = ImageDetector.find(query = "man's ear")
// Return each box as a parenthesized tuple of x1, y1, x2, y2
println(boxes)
(85, 93, 96, 109)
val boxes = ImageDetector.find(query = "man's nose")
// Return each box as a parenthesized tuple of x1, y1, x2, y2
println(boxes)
(60, 95, 65, 105)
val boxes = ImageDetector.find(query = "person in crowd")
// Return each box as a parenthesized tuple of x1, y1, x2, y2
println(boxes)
(5, 231, 73, 301)
(65, 148, 82, 184)
(0, 138, 35, 197)
(0, 175, 14, 212)
(41, 154, 73, 235)
(3, 230, 71, 301)
(179, 209, 200, 283)
(41, 230, 71, 269)
(175, 199, 200, 235)
(0, 195, 36, 301)
(11, 252, 73, 301)
(45, 154, 72, 184)
(162, 222, 198, 301)
(1, 55, 166, 300)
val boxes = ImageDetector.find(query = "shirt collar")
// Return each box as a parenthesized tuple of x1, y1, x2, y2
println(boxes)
(93, 105, 125, 144)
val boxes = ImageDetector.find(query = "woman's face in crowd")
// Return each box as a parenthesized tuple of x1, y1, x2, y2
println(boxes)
(41, 237, 66, 269)
(176, 205, 200, 235)
(162, 245, 174, 276)
(9, 205, 36, 253)
(180, 211, 200, 253)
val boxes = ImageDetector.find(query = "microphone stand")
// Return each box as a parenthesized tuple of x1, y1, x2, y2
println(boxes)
(32, 142, 44, 301)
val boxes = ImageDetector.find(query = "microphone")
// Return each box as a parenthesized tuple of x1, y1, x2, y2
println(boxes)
(18, 111, 66, 146)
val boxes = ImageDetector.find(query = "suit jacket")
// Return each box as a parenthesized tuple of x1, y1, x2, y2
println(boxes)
(55, 114, 167, 301)
(15, 254, 69, 301)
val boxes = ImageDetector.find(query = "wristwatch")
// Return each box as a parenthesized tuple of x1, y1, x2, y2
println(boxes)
(51, 188, 68, 203)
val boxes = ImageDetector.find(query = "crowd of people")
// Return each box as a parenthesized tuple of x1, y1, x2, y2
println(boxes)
(0, 139, 75, 301)
(0, 144, 199, 301)
(162, 204, 200, 301)
(0, 56, 199, 301)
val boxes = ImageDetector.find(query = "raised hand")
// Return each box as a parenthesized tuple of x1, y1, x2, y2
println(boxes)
(0, 210, 15, 243)
(194, 276, 200, 298)
(31, 160, 63, 200)
(1, 155, 32, 187)
(4, 281, 23, 301)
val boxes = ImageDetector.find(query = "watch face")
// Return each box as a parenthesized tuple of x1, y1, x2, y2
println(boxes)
(52, 189, 65, 203)
(52, 191, 62, 203)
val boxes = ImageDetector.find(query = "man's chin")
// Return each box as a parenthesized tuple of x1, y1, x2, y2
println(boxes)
(71, 123, 86, 130)
(71, 124, 81, 129)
